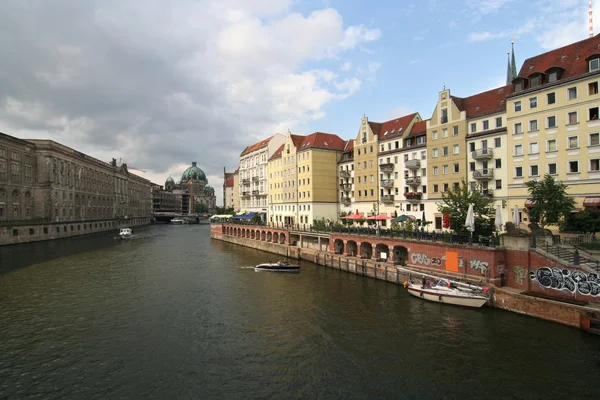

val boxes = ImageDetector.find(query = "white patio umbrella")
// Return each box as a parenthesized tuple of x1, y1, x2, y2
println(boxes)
(494, 204, 504, 232)
(512, 205, 521, 228)
(465, 203, 475, 237)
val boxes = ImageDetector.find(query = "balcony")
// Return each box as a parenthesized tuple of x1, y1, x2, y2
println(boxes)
(339, 170, 351, 178)
(340, 197, 351, 205)
(381, 194, 394, 203)
(405, 176, 421, 186)
(441, 116, 448, 124)
(340, 183, 352, 191)
(380, 163, 394, 173)
(404, 192, 422, 201)
(242, 178, 250, 185)
(405, 159, 421, 169)
(471, 148, 494, 160)
(252, 190, 259, 195)
(242, 191, 251, 197)
(480, 189, 494, 198)
(252, 176, 259, 182)
(380, 179, 394, 188)
(473, 169, 494, 180)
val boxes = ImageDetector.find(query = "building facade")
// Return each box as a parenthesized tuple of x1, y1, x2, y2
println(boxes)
(164, 162, 217, 214)
(223, 168, 237, 211)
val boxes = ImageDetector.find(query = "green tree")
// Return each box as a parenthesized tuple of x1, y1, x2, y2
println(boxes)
(437, 180, 495, 235)
(525, 174, 575, 229)
(194, 203, 208, 213)
(572, 208, 600, 235)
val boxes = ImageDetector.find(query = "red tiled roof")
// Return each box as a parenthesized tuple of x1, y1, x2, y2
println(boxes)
(240, 135, 274, 156)
(224, 173, 234, 187)
(376, 113, 419, 140)
(406, 120, 428, 137)
(269, 144, 285, 161)
(290, 134, 304, 148)
(453, 85, 512, 118)
(367, 121, 382, 137)
(343, 139, 354, 152)
(298, 132, 346, 151)
(517, 34, 600, 81)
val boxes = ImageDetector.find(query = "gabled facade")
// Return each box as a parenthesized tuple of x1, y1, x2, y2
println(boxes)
(399, 120, 430, 223)
(353, 117, 381, 216)
(223, 168, 237, 210)
(337, 140, 354, 214)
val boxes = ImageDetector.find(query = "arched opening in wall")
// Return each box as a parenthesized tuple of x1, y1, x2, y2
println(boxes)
(393, 246, 408, 265)
(267, 232, 272, 242)
(273, 232, 279, 243)
(261, 231, 266, 241)
(334, 239, 344, 254)
(360, 242, 373, 259)
(375, 243, 389, 261)
(251, 230, 255, 239)
(279, 233, 286, 244)
(246, 229, 250, 237)
(242, 229, 246, 238)
(255, 230, 261, 240)
(346, 241, 357, 256)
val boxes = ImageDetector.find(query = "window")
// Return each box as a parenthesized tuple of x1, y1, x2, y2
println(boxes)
(568, 112, 578, 124)
(495, 159, 501, 168)
(452, 144, 459, 154)
(432, 130, 438, 140)
(530, 165, 539, 176)
(547, 92, 556, 104)
(495, 179, 502, 189)
(530, 75, 540, 88)
(589, 81, 599, 95)
(589, 107, 599, 121)
(469, 142, 475, 152)
(432, 149, 438, 158)
(483, 120, 489, 130)
(494, 137, 501, 147)
(442, 147, 448, 156)
(515, 81, 523, 91)
(568, 136, 579, 149)
(422, 168, 426, 176)
(548, 71, 558, 82)
(514, 101, 521, 112)
(590, 58, 600, 72)
(453, 126, 459, 136)
(441, 108, 448, 123)
(514, 123, 522, 134)
(443, 165, 449, 174)
(469, 162, 475, 171)
(435, 216, 442, 229)
(421, 151, 426, 160)
(590, 133, 600, 146)
(529, 142, 539, 154)
(547, 115, 556, 128)
(443, 183, 449, 192)
(529, 120, 538, 131)
(433, 184, 439, 193)
(495, 117, 502, 128)
(515, 167, 523, 177)
(442, 128, 448, 138)
(548, 163, 557, 175)
(591, 158, 600, 172)
(547, 139, 557, 152)
(453, 163, 459, 173)
(470, 123, 476, 133)
(568, 160, 579, 173)
(514, 144, 523, 156)
(529, 97, 537, 108)
(567, 87, 577, 100)
(433, 166, 439, 175)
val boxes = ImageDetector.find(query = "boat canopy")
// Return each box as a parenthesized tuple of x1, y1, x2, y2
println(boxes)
(210, 214, 234, 220)
(234, 212, 257, 220)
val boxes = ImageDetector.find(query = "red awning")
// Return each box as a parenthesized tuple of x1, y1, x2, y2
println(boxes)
(524, 199, 535, 208)
(583, 196, 600, 207)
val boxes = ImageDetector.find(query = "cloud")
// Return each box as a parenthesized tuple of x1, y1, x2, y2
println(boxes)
(341, 61, 351, 71)
(465, 0, 514, 15)
(468, 19, 536, 42)
(0, 0, 381, 205)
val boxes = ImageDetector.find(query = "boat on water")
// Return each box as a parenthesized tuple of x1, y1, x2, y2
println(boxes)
(406, 278, 488, 308)
(255, 260, 300, 272)
(171, 218, 184, 224)
(119, 228, 134, 239)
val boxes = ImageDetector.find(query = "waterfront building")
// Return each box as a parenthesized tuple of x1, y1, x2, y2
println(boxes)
(506, 34, 600, 223)
(1, 132, 152, 245)
(352, 117, 382, 216)
(163, 162, 216, 214)
(223, 168, 237, 211)
(398, 120, 429, 223)
(337, 140, 354, 215)
(152, 183, 182, 215)
(238, 134, 286, 216)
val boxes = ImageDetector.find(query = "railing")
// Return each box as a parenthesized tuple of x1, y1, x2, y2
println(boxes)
(252, 190, 259, 195)
(472, 148, 494, 159)
(379, 163, 394, 172)
(441, 116, 448, 123)
(480, 189, 494, 198)
(341, 197, 351, 205)
(242, 179, 250, 184)
(242, 191, 250, 196)
(404, 192, 422, 200)
(405, 176, 421, 185)
(473, 169, 494, 180)
(252, 176, 259, 182)
(339, 183, 352, 190)
(339, 170, 351, 178)
(381, 194, 394, 203)
(380, 179, 394, 188)
(405, 159, 421, 169)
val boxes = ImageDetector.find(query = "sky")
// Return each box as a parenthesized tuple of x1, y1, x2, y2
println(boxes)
(0, 0, 597, 205)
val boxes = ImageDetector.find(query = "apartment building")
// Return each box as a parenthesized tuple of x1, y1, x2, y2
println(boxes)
(399, 120, 430, 223)
(223, 168, 238, 211)
(353, 117, 382, 216)
(506, 34, 600, 223)
(238, 133, 285, 215)
(337, 140, 354, 214)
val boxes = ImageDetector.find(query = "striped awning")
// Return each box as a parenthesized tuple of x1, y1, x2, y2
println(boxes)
(524, 199, 535, 208)
(583, 196, 600, 207)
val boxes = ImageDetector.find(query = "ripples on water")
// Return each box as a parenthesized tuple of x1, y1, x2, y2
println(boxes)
(0, 225, 598, 400)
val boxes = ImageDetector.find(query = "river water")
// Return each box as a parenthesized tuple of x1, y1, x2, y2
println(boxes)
(0, 224, 598, 399)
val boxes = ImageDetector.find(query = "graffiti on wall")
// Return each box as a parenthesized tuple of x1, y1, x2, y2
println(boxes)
(469, 259, 489, 274)
(410, 252, 443, 266)
(513, 266, 528, 285)
(530, 267, 600, 297)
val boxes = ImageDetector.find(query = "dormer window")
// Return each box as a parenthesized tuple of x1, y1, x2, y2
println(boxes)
(515, 81, 523, 91)
(530, 75, 541, 88)
(590, 58, 600, 72)
(548, 71, 558, 82)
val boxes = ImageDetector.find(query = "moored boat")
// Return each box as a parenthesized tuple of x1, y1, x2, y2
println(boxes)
(407, 279, 488, 308)
(119, 228, 134, 239)
(255, 260, 300, 272)
(171, 218, 184, 224)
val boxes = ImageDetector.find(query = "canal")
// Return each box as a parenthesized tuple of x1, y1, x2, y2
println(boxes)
(0, 224, 598, 399)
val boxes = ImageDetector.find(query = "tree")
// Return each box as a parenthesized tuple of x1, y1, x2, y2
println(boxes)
(437, 180, 495, 235)
(194, 203, 208, 213)
(572, 208, 600, 236)
(525, 174, 575, 229)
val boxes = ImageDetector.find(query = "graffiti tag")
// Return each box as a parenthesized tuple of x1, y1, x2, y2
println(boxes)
(469, 259, 489, 274)
(513, 266, 527, 285)
(410, 252, 442, 266)
(530, 267, 600, 297)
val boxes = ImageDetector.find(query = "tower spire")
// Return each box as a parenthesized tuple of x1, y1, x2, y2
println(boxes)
(506, 51, 512, 85)
(510, 40, 518, 81)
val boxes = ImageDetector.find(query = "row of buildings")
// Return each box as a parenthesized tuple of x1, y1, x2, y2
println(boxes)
(223, 35, 600, 230)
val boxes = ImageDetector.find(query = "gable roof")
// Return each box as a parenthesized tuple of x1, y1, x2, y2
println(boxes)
(517, 34, 600, 82)
(406, 120, 428, 138)
(269, 144, 285, 161)
(290, 133, 304, 148)
(459, 85, 512, 118)
(343, 139, 354, 152)
(377, 112, 420, 140)
(367, 121, 382, 137)
(240, 135, 274, 156)
(224, 172, 234, 187)
(298, 132, 346, 151)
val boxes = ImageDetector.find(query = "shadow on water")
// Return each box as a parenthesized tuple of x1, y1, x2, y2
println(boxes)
(0, 225, 157, 274)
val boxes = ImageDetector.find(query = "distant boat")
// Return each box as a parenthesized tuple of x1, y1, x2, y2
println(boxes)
(119, 228, 134, 239)
(255, 260, 300, 272)
(171, 218, 184, 225)
(407, 279, 488, 308)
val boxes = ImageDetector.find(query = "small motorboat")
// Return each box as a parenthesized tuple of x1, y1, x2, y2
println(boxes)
(406, 279, 488, 308)
(255, 260, 300, 272)
(171, 218, 184, 225)
(119, 228, 134, 239)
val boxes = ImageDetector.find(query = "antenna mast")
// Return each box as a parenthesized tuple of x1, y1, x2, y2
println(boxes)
(590, 0, 594, 38)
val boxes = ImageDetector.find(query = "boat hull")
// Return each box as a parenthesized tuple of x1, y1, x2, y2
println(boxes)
(407, 284, 487, 308)
(255, 263, 300, 272)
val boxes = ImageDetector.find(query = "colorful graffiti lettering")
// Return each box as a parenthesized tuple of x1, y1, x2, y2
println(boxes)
(410, 252, 442, 266)
(513, 266, 527, 285)
(469, 259, 489, 274)
(530, 267, 600, 297)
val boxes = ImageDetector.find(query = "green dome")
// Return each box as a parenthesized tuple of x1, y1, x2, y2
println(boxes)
(181, 162, 206, 182)
(166, 176, 175, 184)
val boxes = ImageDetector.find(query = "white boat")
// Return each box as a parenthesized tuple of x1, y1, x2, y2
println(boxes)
(407, 279, 488, 308)
(171, 218, 184, 224)
(255, 260, 300, 272)
(119, 228, 134, 239)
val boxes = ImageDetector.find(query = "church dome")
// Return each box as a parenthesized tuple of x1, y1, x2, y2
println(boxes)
(166, 175, 175, 184)
(181, 162, 207, 182)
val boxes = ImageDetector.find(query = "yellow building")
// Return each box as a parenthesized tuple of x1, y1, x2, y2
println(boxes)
(223, 168, 238, 211)
(353, 117, 382, 216)
(506, 34, 600, 225)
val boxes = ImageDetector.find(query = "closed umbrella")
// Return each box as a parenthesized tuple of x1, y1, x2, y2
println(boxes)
(494, 204, 503, 232)
(512, 205, 520, 228)
(465, 203, 475, 242)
